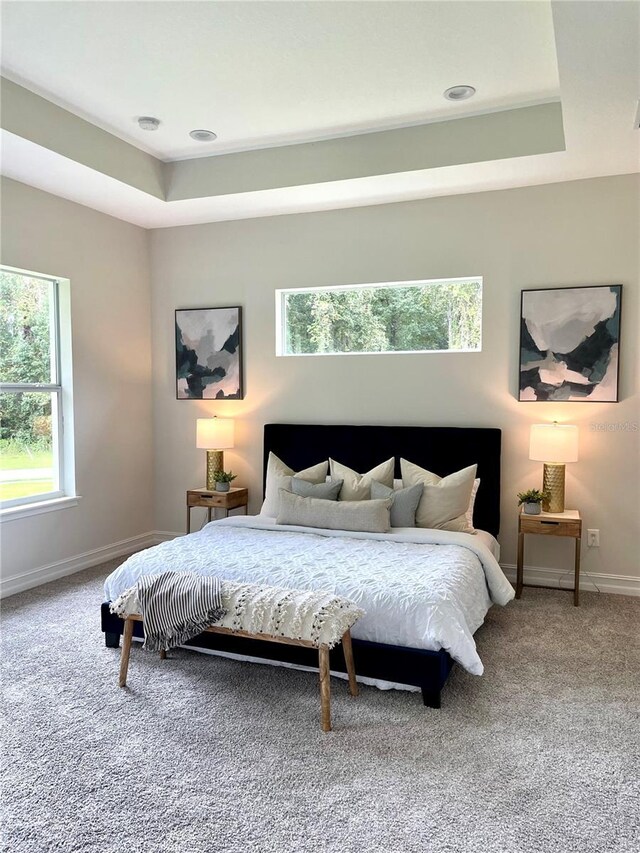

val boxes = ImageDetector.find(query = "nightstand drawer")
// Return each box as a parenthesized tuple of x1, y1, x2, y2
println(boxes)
(187, 490, 248, 510)
(519, 515, 581, 537)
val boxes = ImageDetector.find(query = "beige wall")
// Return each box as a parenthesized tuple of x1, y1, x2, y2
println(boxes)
(0, 178, 154, 589)
(1, 174, 637, 594)
(150, 174, 639, 584)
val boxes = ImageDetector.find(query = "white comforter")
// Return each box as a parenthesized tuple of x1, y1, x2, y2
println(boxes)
(104, 516, 513, 677)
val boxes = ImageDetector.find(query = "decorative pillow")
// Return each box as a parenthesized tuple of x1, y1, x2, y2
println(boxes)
(466, 478, 481, 532)
(370, 480, 422, 528)
(276, 489, 392, 533)
(260, 453, 328, 517)
(400, 459, 478, 533)
(290, 477, 343, 501)
(329, 457, 395, 501)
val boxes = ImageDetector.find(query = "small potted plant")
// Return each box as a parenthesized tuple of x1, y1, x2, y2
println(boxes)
(517, 488, 549, 515)
(213, 470, 237, 493)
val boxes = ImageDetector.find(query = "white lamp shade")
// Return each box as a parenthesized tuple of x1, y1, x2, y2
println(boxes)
(196, 418, 235, 450)
(529, 423, 579, 463)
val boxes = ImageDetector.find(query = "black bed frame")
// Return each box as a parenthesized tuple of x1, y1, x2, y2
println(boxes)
(102, 423, 501, 708)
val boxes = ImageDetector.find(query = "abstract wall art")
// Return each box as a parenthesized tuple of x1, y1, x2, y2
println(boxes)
(176, 306, 243, 399)
(519, 285, 621, 402)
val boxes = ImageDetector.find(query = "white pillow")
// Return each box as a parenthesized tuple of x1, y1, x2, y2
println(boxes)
(329, 457, 395, 501)
(260, 452, 328, 517)
(277, 489, 391, 533)
(391, 477, 480, 528)
(389, 473, 480, 528)
(400, 458, 477, 533)
(466, 478, 480, 532)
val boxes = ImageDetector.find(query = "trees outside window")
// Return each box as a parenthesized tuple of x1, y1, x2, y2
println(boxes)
(0, 269, 69, 506)
(278, 278, 482, 356)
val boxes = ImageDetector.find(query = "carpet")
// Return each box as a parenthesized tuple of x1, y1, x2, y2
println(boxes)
(1, 559, 638, 853)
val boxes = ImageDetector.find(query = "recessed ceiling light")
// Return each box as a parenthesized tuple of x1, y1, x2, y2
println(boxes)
(190, 129, 218, 142)
(443, 85, 476, 102)
(138, 116, 160, 131)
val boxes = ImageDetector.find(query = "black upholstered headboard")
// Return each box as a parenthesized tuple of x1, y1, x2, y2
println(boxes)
(263, 424, 502, 537)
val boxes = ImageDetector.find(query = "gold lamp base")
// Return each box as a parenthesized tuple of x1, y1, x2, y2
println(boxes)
(205, 450, 224, 491)
(542, 462, 566, 513)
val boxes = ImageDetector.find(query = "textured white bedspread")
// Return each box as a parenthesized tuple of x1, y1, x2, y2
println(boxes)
(104, 516, 514, 676)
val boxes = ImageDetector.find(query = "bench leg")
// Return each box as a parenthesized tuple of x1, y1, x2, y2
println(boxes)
(319, 644, 331, 733)
(118, 618, 134, 688)
(342, 630, 358, 697)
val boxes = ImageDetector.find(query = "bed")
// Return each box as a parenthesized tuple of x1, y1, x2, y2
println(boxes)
(101, 423, 511, 708)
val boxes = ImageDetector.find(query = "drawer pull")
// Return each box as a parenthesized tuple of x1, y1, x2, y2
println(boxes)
(541, 521, 560, 525)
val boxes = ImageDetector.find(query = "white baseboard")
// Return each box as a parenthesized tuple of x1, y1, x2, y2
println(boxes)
(501, 563, 640, 597)
(1, 531, 159, 599)
(154, 530, 182, 543)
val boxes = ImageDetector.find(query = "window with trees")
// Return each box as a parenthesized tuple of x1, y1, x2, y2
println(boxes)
(276, 277, 482, 356)
(0, 268, 74, 509)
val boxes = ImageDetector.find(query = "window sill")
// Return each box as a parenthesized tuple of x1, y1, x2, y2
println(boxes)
(0, 495, 82, 522)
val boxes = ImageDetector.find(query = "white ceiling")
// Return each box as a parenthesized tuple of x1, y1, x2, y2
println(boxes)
(0, 1, 638, 229)
(0, 0, 559, 160)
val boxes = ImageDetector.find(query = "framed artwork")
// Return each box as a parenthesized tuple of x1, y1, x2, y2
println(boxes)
(519, 285, 621, 402)
(175, 306, 243, 399)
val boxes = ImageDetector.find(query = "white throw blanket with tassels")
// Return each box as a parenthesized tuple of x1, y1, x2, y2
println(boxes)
(111, 577, 365, 650)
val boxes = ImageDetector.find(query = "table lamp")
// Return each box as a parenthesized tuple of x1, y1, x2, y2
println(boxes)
(529, 422, 579, 513)
(196, 417, 235, 491)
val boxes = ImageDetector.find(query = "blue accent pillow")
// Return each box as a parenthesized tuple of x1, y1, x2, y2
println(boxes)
(290, 477, 343, 500)
(370, 480, 422, 527)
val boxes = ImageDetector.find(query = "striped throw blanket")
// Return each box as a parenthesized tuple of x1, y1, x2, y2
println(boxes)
(119, 571, 225, 652)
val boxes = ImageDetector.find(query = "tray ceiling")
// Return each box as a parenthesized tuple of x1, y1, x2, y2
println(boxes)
(0, 1, 638, 228)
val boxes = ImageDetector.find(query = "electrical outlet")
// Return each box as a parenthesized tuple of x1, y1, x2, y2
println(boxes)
(587, 529, 600, 547)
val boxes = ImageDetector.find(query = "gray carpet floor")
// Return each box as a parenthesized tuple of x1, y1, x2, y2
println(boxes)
(1, 558, 639, 853)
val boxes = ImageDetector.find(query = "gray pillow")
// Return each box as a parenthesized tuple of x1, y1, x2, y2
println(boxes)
(290, 477, 343, 501)
(277, 489, 392, 533)
(370, 480, 423, 528)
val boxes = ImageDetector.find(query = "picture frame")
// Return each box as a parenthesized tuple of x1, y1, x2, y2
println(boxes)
(519, 284, 621, 402)
(175, 306, 244, 400)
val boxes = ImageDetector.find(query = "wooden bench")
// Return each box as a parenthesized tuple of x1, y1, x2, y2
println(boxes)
(118, 615, 358, 732)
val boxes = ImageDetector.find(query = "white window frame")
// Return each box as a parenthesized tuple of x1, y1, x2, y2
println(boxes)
(0, 266, 77, 519)
(275, 276, 483, 357)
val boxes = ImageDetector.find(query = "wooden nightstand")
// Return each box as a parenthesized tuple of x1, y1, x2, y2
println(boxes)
(186, 487, 248, 533)
(516, 509, 582, 606)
